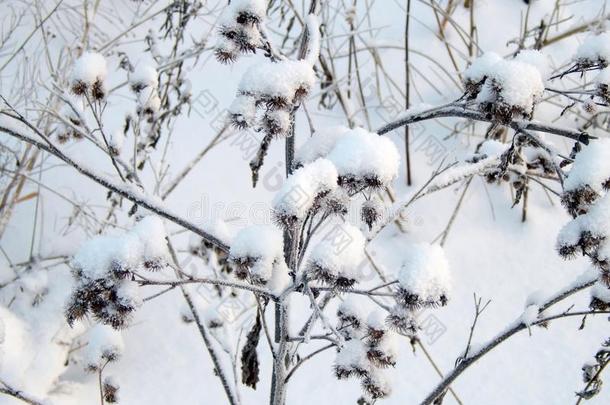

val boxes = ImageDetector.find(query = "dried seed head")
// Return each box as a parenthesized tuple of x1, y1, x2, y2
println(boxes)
(262, 109, 291, 138)
(322, 189, 349, 217)
(214, 46, 239, 64)
(557, 243, 578, 260)
(361, 198, 383, 231)
(361, 371, 391, 400)
(235, 11, 261, 25)
(561, 186, 599, 216)
(395, 287, 448, 310)
(102, 377, 119, 403)
(386, 305, 418, 336)
(366, 347, 396, 368)
(91, 79, 106, 100)
(70, 80, 88, 96)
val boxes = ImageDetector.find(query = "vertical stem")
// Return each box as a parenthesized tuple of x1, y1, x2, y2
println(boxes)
(285, 134, 294, 177)
(98, 367, 105, 405)
(405, 0, 412, 186)
(521, 179, 529, 222)
(167, 241, 239, 405)
(270, 300, 289, 405)
(273, 2, 318, 404)
(468, 0, 475, 58)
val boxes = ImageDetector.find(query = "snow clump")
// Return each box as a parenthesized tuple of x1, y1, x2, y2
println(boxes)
(70, 51, 107, 100)
(229, 224, 289, 289)
(575, 32, 610, 68)
(464, 52, 545, 122)
(273, 158, 338, 226)
(396, 243, 451, 309)
(66, 216, 168, 329)
(307, 223, 366, 288)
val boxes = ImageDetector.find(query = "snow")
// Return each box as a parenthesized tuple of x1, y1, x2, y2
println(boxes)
(272, 158, 338, 222)
(525, 290, 546, 307)
(308, 223, 366, 283)
(464, 52, 503, 83)
(5, 1, 610, 404)
(229, 224, 286, 283)
(464, 52, 544, 114)
(229, 95, 256, 127)
(594, 67, 610, 86)
(70, 51, 107, 87)
(137, 86, 161, 114)
(83, 324, 124, 369)
(372, 331, 399, 361)
(116, 280, 144, 310)
(326, 127, 400, 187)
(338, 296, 368, 324)
(591, 281, 610, 303)
(305, 14, 321, 66)
(397, 243, 451, 304)
(478, 139, 510, 157)
(564, 138, 610, 193)
(557, 193, 610, 254)
(109, 129, 124, 154)
(216, 0, 263, 62)
(73, 235, 140, 280)
(239, 59, 316, 100)
(264, 109, 292, 135)
(130, 64, 158, 91)
(59, 101, 83, 124)
(0, 305, 34, 387)
(73, 216, 169, 280)
(200, 218, 233, 244)
(131, 216, 170, 262)
(515, 49, 552, 79)
(427, 156, 500, 193)
(366, 310, 386, 332)
(267, 260, 291, 294)
(294, 126, 351, 166)
(477, 59, 545, 115)
(229, 224, 284, 264)
(226, 0, 266, 20)
(521, 304, 540, 326)
(335, 338, 368, 374)
(16, 268, 48, 297)
(575, 32, 610, 65)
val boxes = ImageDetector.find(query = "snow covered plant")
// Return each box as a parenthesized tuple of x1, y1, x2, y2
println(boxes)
(215, 0, 267, 63)
(557, 139, 610, 289)
(70, 51, 108, 101)
(223, 123, 449, 402)
(82, 325, 124, 403)
(6, 1, 610, 405)
(222, 11, 319, 185)
(332, 245, 449, 401)
(463, 51, 545, 123)
(66, 217, 168, 329)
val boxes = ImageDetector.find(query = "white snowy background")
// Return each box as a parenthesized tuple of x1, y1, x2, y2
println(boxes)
(1, 0, 609, 404)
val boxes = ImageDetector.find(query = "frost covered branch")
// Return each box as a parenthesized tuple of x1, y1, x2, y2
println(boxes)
(3, 1, 610, 404)
(0, 114, 230, 253)
(376, 103, 592, 143)
(0, 379, 43, 405)
(420, 272, 598, 405)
